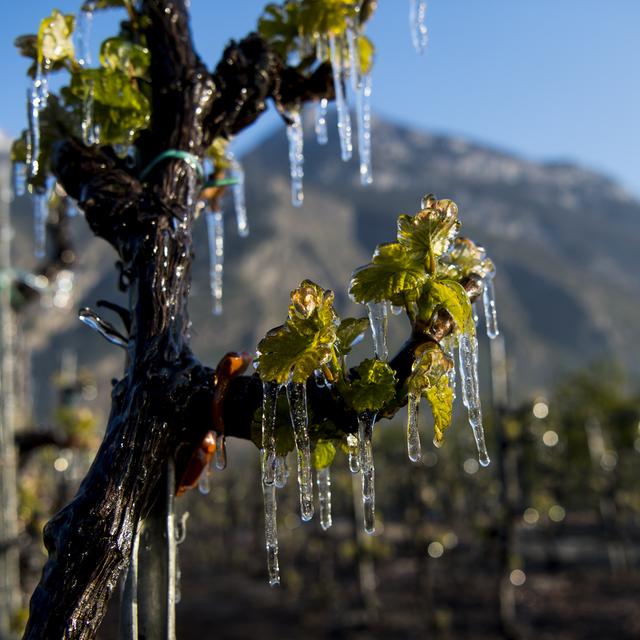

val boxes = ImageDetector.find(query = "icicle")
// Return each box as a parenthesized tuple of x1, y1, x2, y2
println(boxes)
(261, 381, 278, 486)
(315, 98, 329, 145)
(366, 301, 389, 361)
(482, 275, 499, 339)
(286, 109, 304, 207)
(458, 333, 490, 467)
(78, 307, 128, 347)
(228, 155, 249, 237)
(358, 412, 376, 534)
(347, 433, 360, 473)
(328, 34, 353, 161)
(12, 163, 26, 198)
(472, 301, 479, 327)
(406, 392, 421, 462)
(262, 480, 280, 586)
(347, 23, 373, 185)
(214, 433, 227, 470)
(81, 82, 100, 146)
(391, 305, 403, 316)
(32, 191, 48, 259)
(286, 381, 314, 521)
(443, 334, 457, 400)
(205, 208, 224, 315)
(198, 462, 211, 495)
(356, 73, 373, 185)
(409, 0, 429, 54)
(316, 466, 332, 530)
(75, 4, 94, 68)
(29, 64, 49, 178)
(274, 455, 289, 489)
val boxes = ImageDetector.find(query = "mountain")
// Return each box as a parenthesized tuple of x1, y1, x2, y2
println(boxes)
(3, 116, 640, 423)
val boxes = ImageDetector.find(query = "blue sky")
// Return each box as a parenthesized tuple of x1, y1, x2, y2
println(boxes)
(2, 1, 639, 195)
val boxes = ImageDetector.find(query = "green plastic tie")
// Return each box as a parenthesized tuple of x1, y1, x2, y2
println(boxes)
(203, 177, 240, 188)
(139, 150, 204, 181)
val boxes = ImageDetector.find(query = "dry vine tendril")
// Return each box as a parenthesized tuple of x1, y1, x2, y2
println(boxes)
(250, 193, 500, 585)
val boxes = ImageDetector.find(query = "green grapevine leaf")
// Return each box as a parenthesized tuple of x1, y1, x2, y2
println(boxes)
(257, 281, 338, 385)
(425, 375, 454, 445)
(37, 10, 75, 66)
(349, 243, 428, 305)
(100, 38, 150, 79)
(417, 278, 474, 336)
(345, 358, 397, 413)
(312, 440, 337, 469)
(438, 237, 496, 280)
(407, 342, 452, 396)
(336, 317, 369, 355)
(397, 196, 460, 261)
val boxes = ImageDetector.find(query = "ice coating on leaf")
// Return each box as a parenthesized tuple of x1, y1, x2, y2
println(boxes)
(406, 392, 421, 462)
(358, 412, 376, 534)
(205, 208, 224, 316)
(214, 433, 227, 470)
(274, 455, 289, 489)
(316, 466, 332, 530)
(483, 275, 499, 339)
(315, 98, 329, 145)
(12, 163, 27, 198)
(75, 5, 94, 68)
(261, 381, 278, 486)
(32, 191, 48, 258)
(256, 280, 337, 385)
(286, 381, 314, 521)
(286, 109, 304, 207)
(328, 34, 353, 161)
(29, 64, 49, 178)
(458, 332, 490, 466)
(198, 462, 211, 495)
(366, 301, 389, 361)
(229, 155, 249, 237)
(347, 433, 360, 473)
(409, 0, 429, 54)
(439, 237, 495, 281)
(262, 480, 280, 586)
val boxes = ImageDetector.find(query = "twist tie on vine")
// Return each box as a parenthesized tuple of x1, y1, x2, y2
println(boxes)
(203, 177, 240, 188)
(139, 150, 204, 181)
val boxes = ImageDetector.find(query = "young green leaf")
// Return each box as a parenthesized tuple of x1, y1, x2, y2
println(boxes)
(100, 38, 150, 79)
(336, 317, 369, 355)
(397, 196, 460, 261)
(438, 237, 495, 280)
(349, 242, 428, 305)
(37, 10, 75, 66)
(257, 281, 338, 385)
(425, 375, 454, 445)
(312, 440, 337, 469)
(417, 278, 474, 336)
(345, 358, 397, 413)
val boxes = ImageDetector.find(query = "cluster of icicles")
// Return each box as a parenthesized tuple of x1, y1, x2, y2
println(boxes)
(284, 19, 374, 209)
(254, 281, 499, 586)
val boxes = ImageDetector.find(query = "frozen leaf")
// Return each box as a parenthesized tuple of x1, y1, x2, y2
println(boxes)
(439, 237, 495, 280)
(257, 281, 338, 385)
(99, 38, 150, 79)
(336, 317, 369, 355)
(349, 243, 428, 305)
(407, 342, 452, 396)
(425, 374, 454, 445)
(312, 440, 336, 470)
(397, 197, 460, 261)
(38, 10, 75, 66)
(345, 358, 397, 413)
(418, 278, 474, 336)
